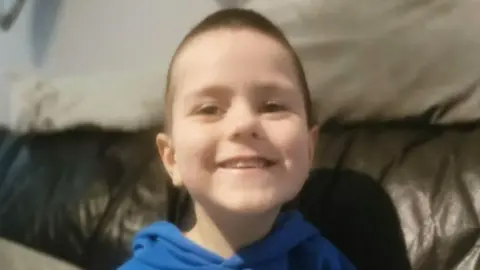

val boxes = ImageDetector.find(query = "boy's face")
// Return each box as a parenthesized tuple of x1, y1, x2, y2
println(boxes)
(157, 28, 317, 215)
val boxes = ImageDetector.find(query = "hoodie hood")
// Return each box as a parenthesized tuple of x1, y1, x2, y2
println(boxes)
(118, 211, 356, 270)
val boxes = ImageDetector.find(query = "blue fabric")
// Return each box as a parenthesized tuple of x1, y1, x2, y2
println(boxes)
(118, 211, 356, 270)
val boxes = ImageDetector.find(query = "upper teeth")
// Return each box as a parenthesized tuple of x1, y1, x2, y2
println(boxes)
(222, 159, 269, 168)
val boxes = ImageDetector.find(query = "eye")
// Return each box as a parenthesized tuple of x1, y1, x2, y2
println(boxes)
(196, 104, 222, 115)
(262, 101, 287, 113)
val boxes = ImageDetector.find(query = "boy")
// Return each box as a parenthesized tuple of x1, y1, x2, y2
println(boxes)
(119, 8, 356, 270)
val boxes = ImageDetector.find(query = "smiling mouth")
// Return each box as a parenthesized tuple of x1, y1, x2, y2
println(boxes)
(218, 157, 276, 169)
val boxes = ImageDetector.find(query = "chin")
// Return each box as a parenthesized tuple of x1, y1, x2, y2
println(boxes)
(217, 196, 285, 215)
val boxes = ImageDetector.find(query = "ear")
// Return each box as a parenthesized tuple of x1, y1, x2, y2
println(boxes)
(156, 132, 183, 187)
(307, 125, 319, 166)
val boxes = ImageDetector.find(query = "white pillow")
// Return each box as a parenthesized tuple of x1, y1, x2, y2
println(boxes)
(241, 0, 480, 124)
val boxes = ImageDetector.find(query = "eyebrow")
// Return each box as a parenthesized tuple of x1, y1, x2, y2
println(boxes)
(250, 81, 297, 97)
(183, 80, 298, 104)
(183, 84, 232, 104)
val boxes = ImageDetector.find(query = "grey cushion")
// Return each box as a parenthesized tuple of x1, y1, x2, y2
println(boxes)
(242, 0, 480, 124)
(0, 238, 80, 270)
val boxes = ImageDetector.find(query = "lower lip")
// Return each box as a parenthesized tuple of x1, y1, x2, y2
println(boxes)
(218, 164, 276, 171)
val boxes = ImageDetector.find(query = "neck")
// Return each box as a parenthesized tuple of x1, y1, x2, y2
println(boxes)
(183, 203, 280, 258)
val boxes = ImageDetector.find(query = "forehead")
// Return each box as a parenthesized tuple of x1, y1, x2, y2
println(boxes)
(170, 28, 300, 99)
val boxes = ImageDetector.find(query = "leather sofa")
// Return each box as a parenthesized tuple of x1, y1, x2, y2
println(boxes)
(1, 119, 479, 269)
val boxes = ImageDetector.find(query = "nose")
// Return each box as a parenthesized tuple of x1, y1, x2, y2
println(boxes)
(225, 102, 261, 140)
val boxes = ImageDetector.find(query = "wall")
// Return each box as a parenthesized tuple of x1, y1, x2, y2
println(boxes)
(0, 0, 221, 125)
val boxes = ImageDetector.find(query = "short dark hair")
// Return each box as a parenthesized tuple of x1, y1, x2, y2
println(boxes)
(163, 8, 315, 131)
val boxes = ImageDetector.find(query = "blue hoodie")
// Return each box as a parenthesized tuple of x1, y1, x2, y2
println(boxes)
(118, 211, 356, 270)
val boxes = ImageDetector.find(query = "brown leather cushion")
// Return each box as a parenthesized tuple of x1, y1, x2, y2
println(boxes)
(316, 124, 480, 269)
(1, 125, 479, 269)
(297, 169, 411, 270)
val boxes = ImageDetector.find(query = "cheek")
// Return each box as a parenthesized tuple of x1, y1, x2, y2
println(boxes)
(268, 123, 311, 159)
(287, 135, 312, 172)
(172, 121, 212, 160)
(270, 125, 312, 176)
(174, 146, 209, 192)
(172, 127, 217, 185)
